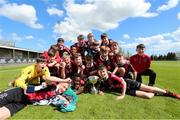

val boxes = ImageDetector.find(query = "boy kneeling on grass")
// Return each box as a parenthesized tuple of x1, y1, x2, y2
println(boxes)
(0, 78, 77, 120)
(96, 65, 180, 100)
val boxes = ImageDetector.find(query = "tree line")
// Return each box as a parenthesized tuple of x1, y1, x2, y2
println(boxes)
(151, 52, 178, 60)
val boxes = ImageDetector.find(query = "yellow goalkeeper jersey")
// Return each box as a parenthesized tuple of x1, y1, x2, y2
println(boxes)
(14, 64, 50, 89)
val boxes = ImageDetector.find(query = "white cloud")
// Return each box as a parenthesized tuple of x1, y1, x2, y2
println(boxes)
(9, 33, 34, 41)
(0, 3, 43, 29)
(47, 7, 64, 17)
(54, 0, 157, 42)
(121, 43, 137, 49)
(157, 0, 179, 12)
(177, 12, 180, 20)
(140, 12, 158, 17)
(121, 27, 180, 55)
(123, 34, 130, 40)
(9, 33, 22, 41)
(0, 0, 7, 4)
(25, 35, 34, 40)
(171, 27, 180, 41)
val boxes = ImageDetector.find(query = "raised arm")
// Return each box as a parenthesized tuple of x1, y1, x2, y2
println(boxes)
(112, 66, 119, 75)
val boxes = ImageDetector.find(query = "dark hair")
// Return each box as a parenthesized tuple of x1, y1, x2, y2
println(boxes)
(136, 44, 145, 49)
(116, 52, 123, 57)
(74, 53, 81, 58)
(47, 45, 58, 57)
(87, 33, 93, 38)
(70, 45, 76, 49)
(98, 65, 107, 70)
(57, 38, 64, 43)
(112, 41, 118, 46)
(101, 33, 107, 39)
(48, 49, 55, 57)
(50, 45, 58, 51)
(73, 73, 81, 78)
(77, 34, 84, 40)
(100, 46, 110, 52)
(91, 40, 99, 46)
(85, 54, 93, 60)
(36, 56, 47, 63)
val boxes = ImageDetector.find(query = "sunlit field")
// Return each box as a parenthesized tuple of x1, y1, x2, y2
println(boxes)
(0, 61, 180, 119)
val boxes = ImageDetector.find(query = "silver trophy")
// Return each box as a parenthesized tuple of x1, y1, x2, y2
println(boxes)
(88, 76, 99, 94)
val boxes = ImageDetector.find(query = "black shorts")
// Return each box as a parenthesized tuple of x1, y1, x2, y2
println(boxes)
(124, 79, 141, 96)
(0, 87, 28, 116)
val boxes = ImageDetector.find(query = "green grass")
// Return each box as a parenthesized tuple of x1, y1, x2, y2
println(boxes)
(0, 61, 180, 119)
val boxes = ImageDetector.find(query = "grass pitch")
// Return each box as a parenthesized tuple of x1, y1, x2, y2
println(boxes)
(0, 61, 180, 119)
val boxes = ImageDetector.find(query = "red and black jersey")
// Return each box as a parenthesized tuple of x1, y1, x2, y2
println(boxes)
(123, 62, 136, 74)
(96, 73, 124, 92)
(74, 41, 88, 57)
(42, 51, 61, 64)
(59, 61, 77, 78)
(86, 41, 93, 49)
(109, 54, 116, 67)
(96, 56, 115, 72)
(107, 74, 124, 89)
(26, 84, 57, 102)
(115, 61, 136, 77)
(70, 54, 76, 62)
(58, 45, 70, 57)
(100, 39, 111, 48)
(130, 54, 151, 73)
(84, 62, 98, 76)
(93, 52, 100, 61)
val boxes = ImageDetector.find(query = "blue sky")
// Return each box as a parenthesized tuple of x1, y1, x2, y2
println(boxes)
(0, 0, 180, 55)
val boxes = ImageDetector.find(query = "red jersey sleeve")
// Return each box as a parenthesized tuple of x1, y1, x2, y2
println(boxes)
(144, 55, 151, 70)
(109, 74, 124, 89)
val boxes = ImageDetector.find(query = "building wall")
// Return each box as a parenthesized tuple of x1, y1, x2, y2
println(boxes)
(0, 47, 42, 64)
(0, 48, 13, 58)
